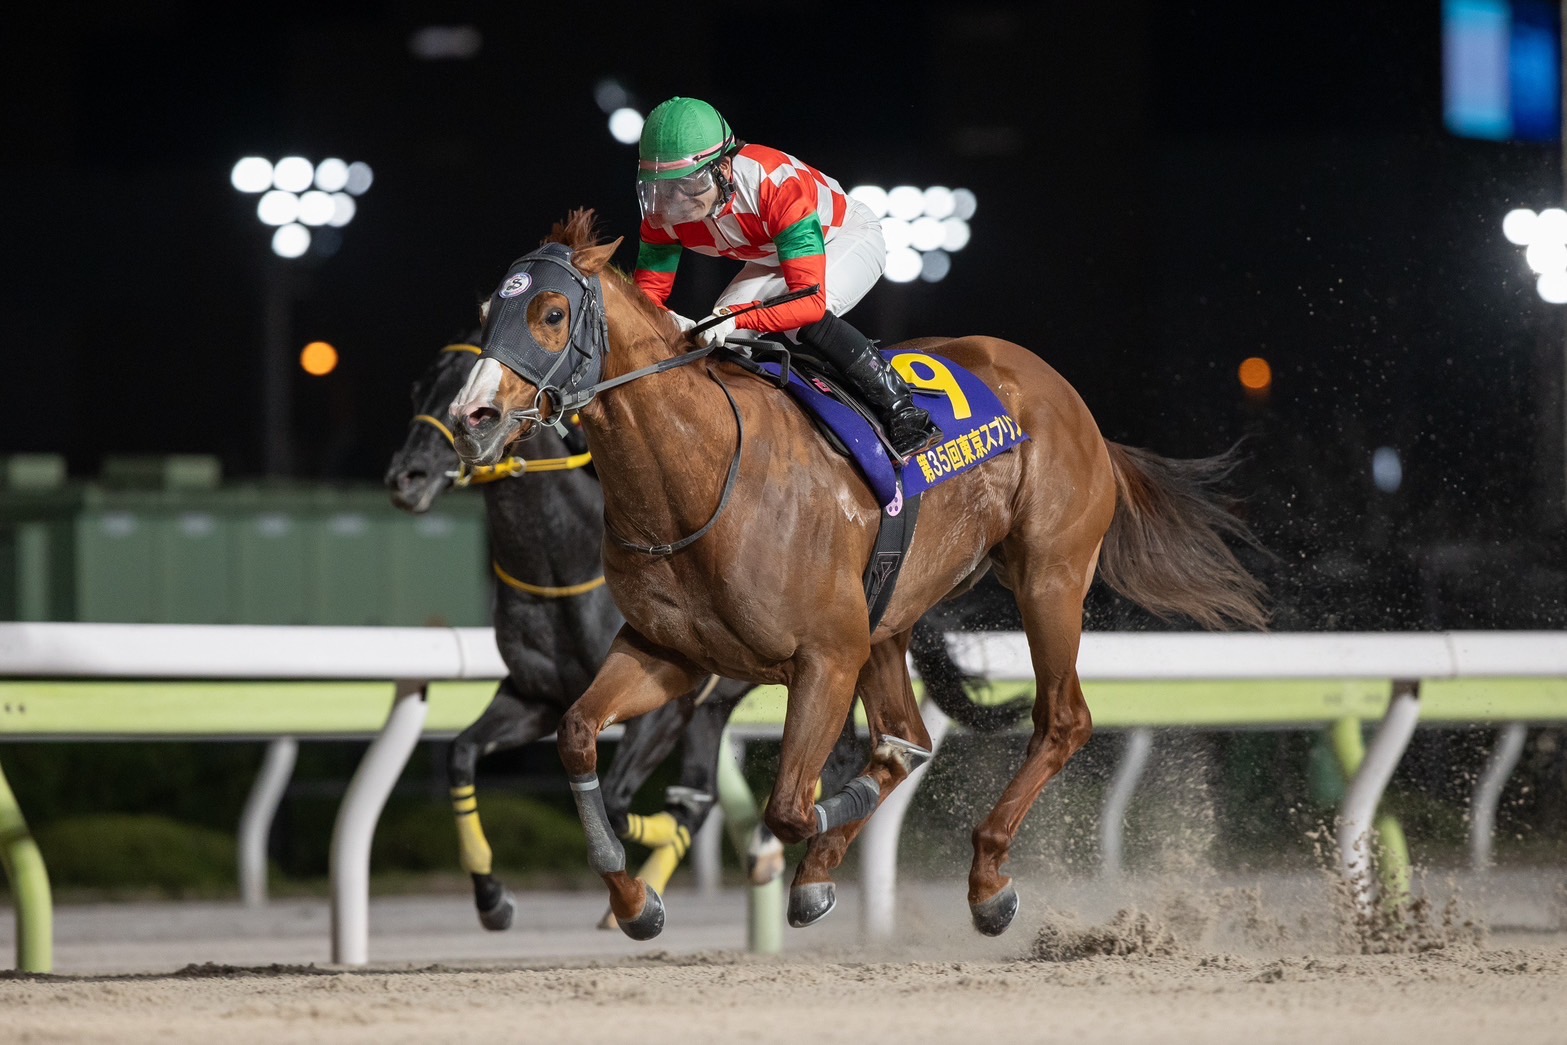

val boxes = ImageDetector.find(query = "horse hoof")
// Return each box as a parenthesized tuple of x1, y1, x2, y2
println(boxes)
(478, 889, 516, 932)
(596, 906, 618, 931)
(969, 883, 1019, 937)
(746, 825, 786, 886)
(616, 884, 666, 941)
(788, 882, 837, 928)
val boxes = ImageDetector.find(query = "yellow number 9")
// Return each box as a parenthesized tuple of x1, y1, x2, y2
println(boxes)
(890, 353, 971, 420)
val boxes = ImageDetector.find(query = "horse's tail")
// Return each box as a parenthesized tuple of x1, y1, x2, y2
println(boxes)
(909, 617, 1032, 733)
(1099, 442, 1270, 631)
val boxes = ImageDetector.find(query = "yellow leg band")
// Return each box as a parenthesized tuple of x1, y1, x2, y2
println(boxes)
(452, 800, 493, 876)
(625, 811, 680, 848)
(635, 826, 693, 894)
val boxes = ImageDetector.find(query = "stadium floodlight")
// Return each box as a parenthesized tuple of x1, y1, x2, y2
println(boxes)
(231, 154, 373, 475)
(231, 154, 371, 259)
(850, 183, 978, 283)
(1503, 206, 1567, 303)
(608, 107, 644, 145)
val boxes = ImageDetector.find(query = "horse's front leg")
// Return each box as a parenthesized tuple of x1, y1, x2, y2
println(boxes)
(557, 625, 704, 941)
(787, 634, 932, 927)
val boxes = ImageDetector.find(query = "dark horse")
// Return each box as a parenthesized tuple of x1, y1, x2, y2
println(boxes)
(451, 210, 1267, 941)
(387, 335, 1018, 928)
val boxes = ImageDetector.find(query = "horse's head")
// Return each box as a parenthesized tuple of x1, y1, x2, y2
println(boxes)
(452, 234, 624, 467)
(385, 340, 482, 513)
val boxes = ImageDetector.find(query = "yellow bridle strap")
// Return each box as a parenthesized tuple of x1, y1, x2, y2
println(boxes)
(492, 560, 606, 598)
(413, 414, 457, 444)
(442, 343, 483, 355)
(455, 449, 594, 487)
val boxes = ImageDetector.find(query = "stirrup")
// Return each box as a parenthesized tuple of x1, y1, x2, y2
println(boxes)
(890, 415, 943, 460)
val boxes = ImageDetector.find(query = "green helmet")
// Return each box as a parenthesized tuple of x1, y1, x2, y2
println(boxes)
(637, 97, 734, 182)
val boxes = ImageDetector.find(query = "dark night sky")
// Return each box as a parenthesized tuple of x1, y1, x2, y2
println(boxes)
(3, 1, 1564, 625)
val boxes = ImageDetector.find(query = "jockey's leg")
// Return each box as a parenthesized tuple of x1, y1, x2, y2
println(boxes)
(796, 312, 943, 459)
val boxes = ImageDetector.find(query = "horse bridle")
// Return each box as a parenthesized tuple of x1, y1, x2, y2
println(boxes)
(478, 244, 817, 555)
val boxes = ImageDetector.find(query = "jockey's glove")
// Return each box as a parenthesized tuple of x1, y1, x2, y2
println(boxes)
(666, 310, 698, 334)
(695, 311, 738, 349)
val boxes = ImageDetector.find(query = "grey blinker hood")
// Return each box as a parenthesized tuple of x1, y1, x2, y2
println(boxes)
(479, 243, 610, 413)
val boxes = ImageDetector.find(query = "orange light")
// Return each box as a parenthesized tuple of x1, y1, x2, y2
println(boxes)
(300, 340, 339, 377)
(1238, 356, 1272, 393)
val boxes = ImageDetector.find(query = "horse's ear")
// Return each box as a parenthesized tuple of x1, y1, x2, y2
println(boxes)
(573, 237, 624, 276)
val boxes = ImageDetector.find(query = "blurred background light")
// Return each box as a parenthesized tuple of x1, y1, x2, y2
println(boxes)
(881, 217, 913, 251)
(941, 218, 971, 252)
(1525, 238, 1567, 273)
(849, 185, 889, 218)
(272, 156, 314, 193)
(608, 107, 644, 145)
(230, 157, 272, 193)
(594, 78, 630, 113)
(1371, 446, 1403, 493)
(1503, 207, 1538, 244)
(885, 247, 923, 283)
(296, 190, 335, 226)
(1536, 207, 1567, 241)
(271, 224, 311, 259)
(1238, 355, 1273, 393)
(327, 193, 357, 227)
(407, 24, 482, 61)
(314, 158, 349, 192)
(344, 162, 374, 196)
(951, 188, 978, 220)
(922, 186, 956, 220)
(910, 216, 946, 252)
(850, 183, 978, 281)
(1537, 270, 1567, 303)
(299, 340, 339, 376)
(257, 190, 300, 226)
(887, 185, 925, 221)
(919, 249, 952, 282)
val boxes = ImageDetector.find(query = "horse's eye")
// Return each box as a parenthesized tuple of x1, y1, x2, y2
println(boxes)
(547, 308, 565, 325)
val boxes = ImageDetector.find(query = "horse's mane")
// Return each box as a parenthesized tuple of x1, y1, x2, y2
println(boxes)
(542, 208, 678, 338)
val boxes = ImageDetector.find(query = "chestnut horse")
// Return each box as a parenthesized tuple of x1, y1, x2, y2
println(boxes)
(452, 209, 1267, 940)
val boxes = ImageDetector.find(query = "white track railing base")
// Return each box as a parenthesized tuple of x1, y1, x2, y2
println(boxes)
(329, 682, 428, 965)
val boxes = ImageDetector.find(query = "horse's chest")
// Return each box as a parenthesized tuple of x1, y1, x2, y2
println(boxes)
(609, 563, 793, 679)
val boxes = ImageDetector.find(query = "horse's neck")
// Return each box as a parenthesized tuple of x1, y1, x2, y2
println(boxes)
(586, 282, 737, 538)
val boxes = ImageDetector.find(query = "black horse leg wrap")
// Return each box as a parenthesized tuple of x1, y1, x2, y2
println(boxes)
(570, 774, 627, 875)
(813, 775, 881, 833)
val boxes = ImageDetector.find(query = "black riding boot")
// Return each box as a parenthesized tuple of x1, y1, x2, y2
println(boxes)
(797, 312, 942, 459)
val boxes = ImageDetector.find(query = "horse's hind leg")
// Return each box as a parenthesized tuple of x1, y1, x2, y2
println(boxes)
(447, 678, 562, 930)
(557, 626, 706, 941)
(967, 555, 1096, 937)
(788, 634, 928, 927)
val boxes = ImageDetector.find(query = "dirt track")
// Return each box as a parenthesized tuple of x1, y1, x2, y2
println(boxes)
(4, 877, 1565, 1044)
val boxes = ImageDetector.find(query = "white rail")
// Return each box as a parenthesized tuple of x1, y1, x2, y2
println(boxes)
(2, 624, 1564, 967)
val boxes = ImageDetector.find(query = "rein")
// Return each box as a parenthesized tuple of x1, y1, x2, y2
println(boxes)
(608, 369, 745, 557)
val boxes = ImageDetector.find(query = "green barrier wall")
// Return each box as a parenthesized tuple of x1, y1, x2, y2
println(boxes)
(1, 456, 490, 627)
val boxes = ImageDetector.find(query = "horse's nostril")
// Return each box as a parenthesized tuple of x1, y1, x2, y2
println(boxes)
(465, 406, 500, 429)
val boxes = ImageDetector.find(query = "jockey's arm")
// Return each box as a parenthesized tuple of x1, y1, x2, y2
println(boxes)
(633, 219, 682, 308)
(732, 215, 828, 332)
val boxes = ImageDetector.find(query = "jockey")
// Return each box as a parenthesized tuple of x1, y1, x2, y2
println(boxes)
(633, 96, 942, 460)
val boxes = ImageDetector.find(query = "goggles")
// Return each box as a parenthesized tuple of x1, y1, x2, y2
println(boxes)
(637, 165, 720, 225)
